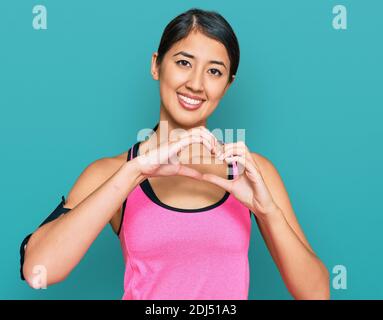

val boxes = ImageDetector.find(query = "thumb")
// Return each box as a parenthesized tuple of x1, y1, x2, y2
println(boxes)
(202, 173, 232, 192)
(176, 165, 204, 180)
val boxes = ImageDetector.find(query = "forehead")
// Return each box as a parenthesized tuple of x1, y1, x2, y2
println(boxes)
(168, 30, 230, 66)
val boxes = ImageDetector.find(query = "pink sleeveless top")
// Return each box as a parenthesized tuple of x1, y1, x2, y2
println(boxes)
(118, 141, 252, 300)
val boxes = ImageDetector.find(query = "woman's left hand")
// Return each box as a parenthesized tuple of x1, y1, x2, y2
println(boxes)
(202, 140, 281, 219)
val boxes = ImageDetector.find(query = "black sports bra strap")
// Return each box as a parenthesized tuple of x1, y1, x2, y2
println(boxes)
(127, 146, 133, 162)
(132, 141, 140, 158)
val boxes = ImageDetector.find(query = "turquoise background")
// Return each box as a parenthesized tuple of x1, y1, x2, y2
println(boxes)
(1, 0, 382, 299)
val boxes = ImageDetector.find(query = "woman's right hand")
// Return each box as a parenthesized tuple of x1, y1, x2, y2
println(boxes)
(133, 126, 220, 180)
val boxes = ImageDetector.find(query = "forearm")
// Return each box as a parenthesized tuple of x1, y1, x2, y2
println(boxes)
(257, 209, 330, 300)
(23, 159, 144, 286)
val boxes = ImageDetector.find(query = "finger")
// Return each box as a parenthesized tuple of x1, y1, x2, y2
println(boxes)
(218, 145, 246, 160)
(214, 139, 225, 157)
(219, 144, 258, 169)
(168, 151, 181, 165)
(195, 127, 218, 154)
(201, 173, 232, 193)
(177, 134, 213, 153)
(224, 154, 247, 176)
(189, 129, 219, 155)
(178, 129, 214, 151)
(179, 127, 211, 141)
(199, 126, 220, 153)
(221, 142, 246, 152)
(169, 134, 213, 162)
(176, 165, 204, 180)
(146, 135, 211, 167)
(181, 126, 219, 155)
(141, 133, 215, 167)
(226, 155, 263, 182)
(221, 141, 248, 154)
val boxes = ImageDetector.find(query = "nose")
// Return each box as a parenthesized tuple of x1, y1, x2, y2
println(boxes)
(185, 68, 204, 93)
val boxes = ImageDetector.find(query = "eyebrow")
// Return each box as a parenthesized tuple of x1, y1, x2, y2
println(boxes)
(172, 51, 227, 69)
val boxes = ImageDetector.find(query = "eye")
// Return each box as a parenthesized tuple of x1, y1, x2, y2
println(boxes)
(209, 68, 223, 77)
(176, 60, 191, 67)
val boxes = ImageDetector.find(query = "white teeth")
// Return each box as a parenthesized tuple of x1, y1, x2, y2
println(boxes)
(178, 94, 202, 105)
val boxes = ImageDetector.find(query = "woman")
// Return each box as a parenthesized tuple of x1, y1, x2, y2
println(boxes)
(20, 8, 330, 300)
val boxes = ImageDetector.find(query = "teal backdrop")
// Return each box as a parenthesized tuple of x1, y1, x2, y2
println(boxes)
(1, 0, 382, 299)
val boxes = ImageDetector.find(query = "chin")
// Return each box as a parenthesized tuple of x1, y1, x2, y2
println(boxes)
(164, 100, 199, 119)
(176, 116, 204, 128)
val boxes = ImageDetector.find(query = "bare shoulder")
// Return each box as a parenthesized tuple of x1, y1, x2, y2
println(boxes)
(250, 151, 276, 175)
(64, 151, 128, 209)
(250, 151, 288, 199)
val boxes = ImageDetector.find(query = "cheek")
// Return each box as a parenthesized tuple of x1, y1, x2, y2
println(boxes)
(204, 82, 226, 102)
(161, 63, 186, 89)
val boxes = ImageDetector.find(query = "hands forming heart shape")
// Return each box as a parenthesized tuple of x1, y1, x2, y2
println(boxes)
(134, 126, 280, 219)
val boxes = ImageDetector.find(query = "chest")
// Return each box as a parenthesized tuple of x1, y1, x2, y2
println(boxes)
(121, 188, 252, 259)
(147, 175, 227, 209)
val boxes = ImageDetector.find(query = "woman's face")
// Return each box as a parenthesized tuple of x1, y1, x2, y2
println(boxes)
(151, 30, 234, 127)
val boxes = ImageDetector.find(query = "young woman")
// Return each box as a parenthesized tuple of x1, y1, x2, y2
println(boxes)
(20, 8, 330, 300)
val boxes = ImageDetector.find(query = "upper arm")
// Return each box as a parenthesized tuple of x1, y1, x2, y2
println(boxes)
(64, 158, 110, 208)
(251, 152, 315, 254)
(64, 157, 124, 230)
(20, 157, 124, 281)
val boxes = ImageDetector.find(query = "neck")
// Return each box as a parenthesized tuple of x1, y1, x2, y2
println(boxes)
(143, 104, 210, 161)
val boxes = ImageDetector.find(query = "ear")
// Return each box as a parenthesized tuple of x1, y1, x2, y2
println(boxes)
(223, 75, 235, 95)
(151, 52, 160, 81)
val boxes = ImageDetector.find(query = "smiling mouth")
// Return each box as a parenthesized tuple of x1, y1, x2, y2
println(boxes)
(177, 93, 205, 110)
